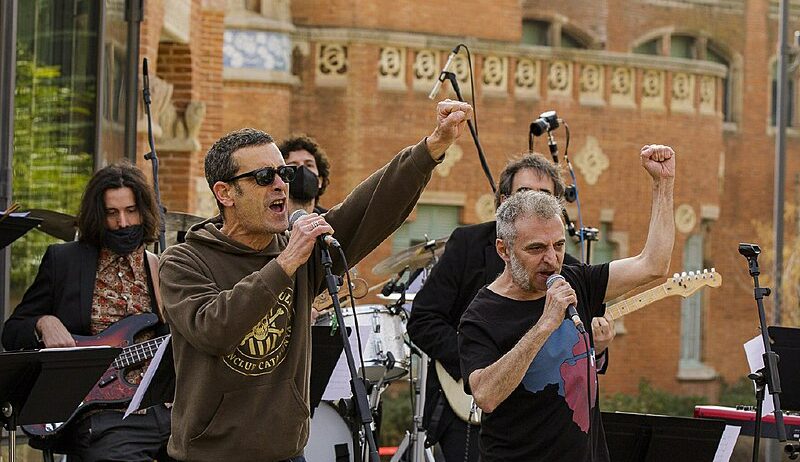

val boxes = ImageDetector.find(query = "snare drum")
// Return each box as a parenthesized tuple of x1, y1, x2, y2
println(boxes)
(317, 304, 410, 383)
(305, 401, 353, 462)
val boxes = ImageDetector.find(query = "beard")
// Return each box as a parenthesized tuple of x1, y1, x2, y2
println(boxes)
(509, 251, 534, 292)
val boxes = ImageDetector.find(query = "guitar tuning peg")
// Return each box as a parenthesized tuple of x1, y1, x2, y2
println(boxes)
(711, 267, 715, 273)
(681, 272, 687, 278)
(673, 273, 680, 279)
(703, 269, 708, 274)
(688, 271, 695, 277)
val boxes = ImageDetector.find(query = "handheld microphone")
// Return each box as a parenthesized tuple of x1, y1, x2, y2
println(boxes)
(428, 45, 461, 100)
(529, 110, 562, 137)
(288, 209, 340, 248)
(545, 274, 585, 334)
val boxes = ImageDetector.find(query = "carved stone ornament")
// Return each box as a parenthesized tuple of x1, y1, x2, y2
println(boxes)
(318, 43, 348, 76)
(515, 58, 539, 89)
(675, 203, 697, 234)
(672, 73, 691, 101)
(412, 49, 438, 91)
(642, 70, 663, 98)
(436, 144, 463, 177)
(548, 61, 572, 96)
(453, 54, 471, 88)
(379, 47, 403, 78)
(699, 75, 716, 114)
(137, 74, 206, 152)
(611, 67, 633, 96)
(482, 56, 507, 91)
(580, 64, 601, 93)
(378, 46, 406, 89)
(475, 193, 496, 223)
(574, 136, 609, 185)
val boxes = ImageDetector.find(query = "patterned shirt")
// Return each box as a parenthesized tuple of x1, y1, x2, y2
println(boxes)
(91, 246, 154, 385)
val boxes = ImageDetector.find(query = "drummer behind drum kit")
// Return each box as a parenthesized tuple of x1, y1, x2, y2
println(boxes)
(306, 237, 448, 462)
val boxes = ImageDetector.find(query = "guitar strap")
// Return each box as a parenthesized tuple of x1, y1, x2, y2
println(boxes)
(145, 250, 165, 322)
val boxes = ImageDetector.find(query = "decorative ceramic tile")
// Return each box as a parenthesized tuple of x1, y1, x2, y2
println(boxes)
(223, 29, 291, 72)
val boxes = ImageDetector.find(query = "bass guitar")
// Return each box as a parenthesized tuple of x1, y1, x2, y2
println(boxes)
(437, 268, 723, 424)
(22, 313, 168, 439)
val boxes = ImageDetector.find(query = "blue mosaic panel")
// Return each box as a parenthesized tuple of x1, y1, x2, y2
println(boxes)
(223, 30, 291, 72)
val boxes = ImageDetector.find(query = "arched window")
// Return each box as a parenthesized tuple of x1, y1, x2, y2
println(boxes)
(678, 229, 717, 380)
(521, 19, 589, 49)
(771, 60, 796, 127)
(633, 33, 735, 122)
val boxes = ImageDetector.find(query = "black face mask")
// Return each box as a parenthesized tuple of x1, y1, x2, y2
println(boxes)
(103, 225, 144, 256)
(289, 166, 320, 202)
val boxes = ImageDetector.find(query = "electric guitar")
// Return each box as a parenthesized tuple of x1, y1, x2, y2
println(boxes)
(437, 268, 723, 424)
(21, 313, 168, 439)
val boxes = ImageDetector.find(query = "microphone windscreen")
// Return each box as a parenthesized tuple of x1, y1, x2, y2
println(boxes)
(288, 209, 308, 229)
(545, 273, 564, 289)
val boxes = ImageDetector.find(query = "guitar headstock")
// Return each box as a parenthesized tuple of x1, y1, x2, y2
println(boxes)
(665, 268, 722, 297)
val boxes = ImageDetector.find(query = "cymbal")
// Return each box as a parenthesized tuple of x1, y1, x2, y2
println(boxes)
(26, 209, 77, 241)
(372, 237, 448, 276)
(164, 211, 205, 233)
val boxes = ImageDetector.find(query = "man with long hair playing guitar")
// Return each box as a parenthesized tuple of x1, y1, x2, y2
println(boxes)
(2, 163, 173, 462)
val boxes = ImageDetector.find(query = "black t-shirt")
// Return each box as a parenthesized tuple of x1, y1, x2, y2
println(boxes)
(458, 263, 610, 462)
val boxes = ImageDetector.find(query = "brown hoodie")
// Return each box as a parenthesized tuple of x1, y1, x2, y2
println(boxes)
(159, 139, 438, 462)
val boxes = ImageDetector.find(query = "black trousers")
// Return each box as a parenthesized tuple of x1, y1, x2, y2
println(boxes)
(65, 405, 173, 462)
(435, 414, 480, 462)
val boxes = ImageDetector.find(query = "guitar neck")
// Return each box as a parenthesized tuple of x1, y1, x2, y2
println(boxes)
(605, 284, 670, 320)
(113, 335, 169, 369)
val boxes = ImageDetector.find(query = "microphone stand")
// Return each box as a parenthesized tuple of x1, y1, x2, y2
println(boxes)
(737, 243, 798, 461)
(439, 72, 496, 193)
(321, 245, 380, 462)
(142, 58, 167, 253)
(544, 127, 598, 264)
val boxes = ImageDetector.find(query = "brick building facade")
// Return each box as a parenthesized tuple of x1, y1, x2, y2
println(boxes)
(139, 0, 800, 399)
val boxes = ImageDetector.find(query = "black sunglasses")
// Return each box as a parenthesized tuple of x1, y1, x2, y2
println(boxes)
(224, 165, 297, 186)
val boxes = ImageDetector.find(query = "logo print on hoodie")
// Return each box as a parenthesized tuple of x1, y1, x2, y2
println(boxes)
(224, 288, 293, 376)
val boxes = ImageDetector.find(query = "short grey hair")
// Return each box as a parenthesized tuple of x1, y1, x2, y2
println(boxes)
(496, 190, 563, 246)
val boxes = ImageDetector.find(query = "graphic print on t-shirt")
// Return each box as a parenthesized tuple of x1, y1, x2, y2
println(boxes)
(521, 320, 597, 432)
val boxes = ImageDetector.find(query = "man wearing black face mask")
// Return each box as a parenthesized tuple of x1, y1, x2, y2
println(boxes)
(2, 163, 174, 462)
(278, 135, 331, 214)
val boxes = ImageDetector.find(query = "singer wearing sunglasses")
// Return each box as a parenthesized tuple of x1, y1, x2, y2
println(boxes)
(157, 100, 473, 462)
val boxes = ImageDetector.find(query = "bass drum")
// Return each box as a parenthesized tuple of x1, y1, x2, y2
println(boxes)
(305, 401, 354, 462)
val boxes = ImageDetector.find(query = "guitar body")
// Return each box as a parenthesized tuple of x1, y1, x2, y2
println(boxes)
(435, 361, 482, 425)
(22, 313, 161, 439)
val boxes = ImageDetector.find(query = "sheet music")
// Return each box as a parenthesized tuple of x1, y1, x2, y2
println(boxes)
(124, 334, 171, 418)
(744, 335, 775, 416)
(40, 345, 112, 351)
(322, 325, 371, 401)
(712, 425, 740, 462)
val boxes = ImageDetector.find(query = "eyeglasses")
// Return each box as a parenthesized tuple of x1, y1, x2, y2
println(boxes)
(224, 165, 296, 186)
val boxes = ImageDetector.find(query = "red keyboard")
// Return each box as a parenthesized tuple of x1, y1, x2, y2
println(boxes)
(694, 405, 800, 439)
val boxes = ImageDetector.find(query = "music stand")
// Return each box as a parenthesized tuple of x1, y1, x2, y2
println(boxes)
(768, 326, 800, 412)
(0, 215, 41, 248)
(310, 325, 347, 416)
(603, 411, 727, 462)
(0, 347, 120, 462)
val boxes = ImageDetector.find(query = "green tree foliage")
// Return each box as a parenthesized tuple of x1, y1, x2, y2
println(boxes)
(10, 45, 93, 298)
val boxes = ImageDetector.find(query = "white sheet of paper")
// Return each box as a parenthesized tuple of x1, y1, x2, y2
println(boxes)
(322, 325, 372, 401)
(712, 425, 741, 462)
(743, 334, 774, 416)
(124, 335, 171, 418)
